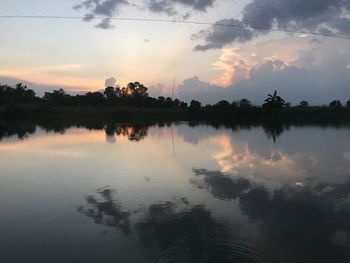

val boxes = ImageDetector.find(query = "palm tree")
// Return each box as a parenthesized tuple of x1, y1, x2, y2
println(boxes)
(263, 90, 286, 109)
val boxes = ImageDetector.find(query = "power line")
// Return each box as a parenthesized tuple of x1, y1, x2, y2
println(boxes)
(0, 14, 350, 40)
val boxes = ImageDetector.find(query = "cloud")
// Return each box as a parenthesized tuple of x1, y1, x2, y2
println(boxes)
(193, 19, 255, 51)
(0, 76, 87, 96)
(177, 40, 350, 105)
(105, 77, 117, 87)
(74, 0, 129, 29)
(147, 0, 216, 16)
(310, 38, 322, 44)
(147, 0, 177, 16)
(193, 0, 350, 50)
(148, 83, 169, 97)
(178, 60, 350, 105)
(177, 76, 227, 104)
(95, 18, 115, 29)
(175, 0, 216, 11)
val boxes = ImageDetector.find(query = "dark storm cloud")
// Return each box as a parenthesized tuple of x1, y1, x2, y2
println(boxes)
(176, 0, 216, 11)
(147, 0, 216, 16)
(147, 0, 177, 15)
(95, 18, 115, 29)
(74, 0, 216, 28)
(193, 0, 350, 50)
(329, 17, 350, 35)
(193, 19, 255, 51)
(74, 0, 129, 29)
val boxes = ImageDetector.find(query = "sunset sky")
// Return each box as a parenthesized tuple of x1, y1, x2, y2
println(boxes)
(0, 0, 350, 104)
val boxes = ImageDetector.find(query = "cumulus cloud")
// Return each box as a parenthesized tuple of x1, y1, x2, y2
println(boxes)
(74, 0, 129, 29)
(177, 40, 350, 105)
(105, 77, 117, 87)
(148, 83, 170, 97)
(177, 76, 227, 104)
(193, 0, 350, 50)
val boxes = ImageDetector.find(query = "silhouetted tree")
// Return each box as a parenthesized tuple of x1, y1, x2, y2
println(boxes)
(189, 100, 201, 112)
(299, 100, 309, 107)
(329, 100, 342, 109)
(104, 86, 117, 101)
(215, 100, 230, 110)
(346, 100, 350, 108)
(144, 97, 157, 107)
(156, 96, 166, 107)
(165, 97, 173, 108)
(84, 92, 105, 105)
(173, 98, 180, 108)
(263, 90, 286, 109)
(43, 89, 70, 105)
(127, 82, 148, 99)
(231, 101, 239, 109)
(180, 101, 188, 109)
(0, 83, 36, 104)
(239, 98, 252, 109)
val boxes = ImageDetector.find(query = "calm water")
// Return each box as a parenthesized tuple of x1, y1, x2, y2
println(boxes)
(1, 122, 350, 263)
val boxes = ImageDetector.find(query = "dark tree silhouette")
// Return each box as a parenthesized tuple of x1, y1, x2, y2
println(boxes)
(104, 86, 117, 100)
(214, 100, 231, 110)
(263, 90, 286, 109)
(2, 81, 350, 122)
(0, 83, 36, 104)
(157, 96, 166, 107)
(180, 101, 188, 109)
(329, 100, 342, 108)
(239, 98, 252, 109)
(43, 89, 70, 105)
(127, 82, 148, 99)
(189, 100, 201, 112)
(299, 100, 309, 107)
(83, 92, 105, 105)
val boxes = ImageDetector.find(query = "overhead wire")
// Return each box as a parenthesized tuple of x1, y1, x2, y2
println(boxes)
(0, 15, 349, 40)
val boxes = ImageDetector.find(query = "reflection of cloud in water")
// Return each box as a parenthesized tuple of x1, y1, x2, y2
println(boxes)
(210, 134, 305, 185)
(78, 187, 270, 263)
(77, 187, 131, 235)
(191, 168, 350, 263)
(178, 125, 350, 187)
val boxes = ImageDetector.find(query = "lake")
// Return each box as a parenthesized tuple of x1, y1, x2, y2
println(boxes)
(1, 122, 350, 263)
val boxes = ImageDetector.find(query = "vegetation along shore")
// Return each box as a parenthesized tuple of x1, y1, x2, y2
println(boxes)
(1, 82, 350, 122)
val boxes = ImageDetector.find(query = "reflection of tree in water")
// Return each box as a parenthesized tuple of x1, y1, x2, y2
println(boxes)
(105, 123, 148, 142)
(192, 168, 350, 263)
(77, 187, 131, 235)
(78, 187, 268, 263)
(0, 121, 37, 140)
(135, 202, 231, 262)
(262, 123, 288, 143)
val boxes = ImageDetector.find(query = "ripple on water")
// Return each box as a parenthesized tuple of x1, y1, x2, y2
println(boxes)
(153, 240, 272, 263)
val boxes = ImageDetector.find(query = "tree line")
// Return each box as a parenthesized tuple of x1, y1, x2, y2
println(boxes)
(1, 82, 350, 111)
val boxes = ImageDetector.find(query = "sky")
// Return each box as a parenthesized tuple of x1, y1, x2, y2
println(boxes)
(0, 0, 350, 104)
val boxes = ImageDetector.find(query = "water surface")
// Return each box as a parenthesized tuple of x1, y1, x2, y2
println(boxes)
(1, 122, 350, 263)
